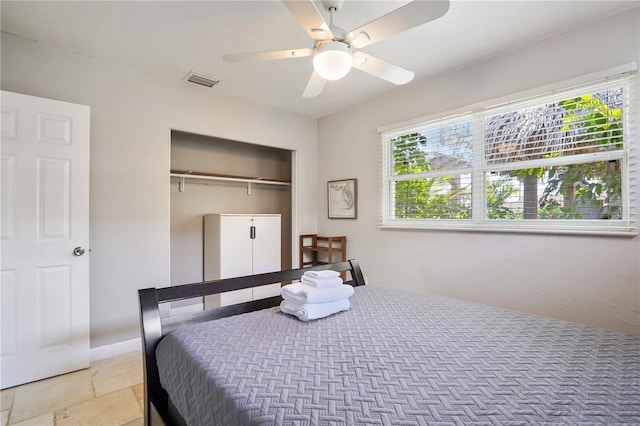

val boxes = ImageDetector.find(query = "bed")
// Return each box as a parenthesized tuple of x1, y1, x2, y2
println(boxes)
(138, 260, 640, 425)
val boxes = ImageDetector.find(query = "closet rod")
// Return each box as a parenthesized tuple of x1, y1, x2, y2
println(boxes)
(171, 173, 291, 194)
(170, 173, 291, 186)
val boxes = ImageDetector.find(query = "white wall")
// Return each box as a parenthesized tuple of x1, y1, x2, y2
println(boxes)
(2, 7, 638, 346)
(1, 32, 318, 347)
(318, 9, 640, 335)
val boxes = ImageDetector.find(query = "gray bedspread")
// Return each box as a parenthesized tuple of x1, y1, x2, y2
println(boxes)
(156, 285, 640, 425)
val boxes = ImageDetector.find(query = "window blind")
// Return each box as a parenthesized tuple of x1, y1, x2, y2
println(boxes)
(380, 70, 638, 235)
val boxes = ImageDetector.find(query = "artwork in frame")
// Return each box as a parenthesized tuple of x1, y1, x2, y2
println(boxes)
(328, 179, 357, 219)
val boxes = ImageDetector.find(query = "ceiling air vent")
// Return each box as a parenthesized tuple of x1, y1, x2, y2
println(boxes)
(184, 70, 220, 88)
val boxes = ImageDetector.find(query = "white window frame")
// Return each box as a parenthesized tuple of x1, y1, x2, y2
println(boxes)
(380, 66, 638, 236)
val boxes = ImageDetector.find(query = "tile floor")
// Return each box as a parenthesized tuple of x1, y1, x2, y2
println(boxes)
(0, 351, 144, 426)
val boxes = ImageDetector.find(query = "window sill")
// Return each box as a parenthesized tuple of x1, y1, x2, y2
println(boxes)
(381, 220, 638, 237)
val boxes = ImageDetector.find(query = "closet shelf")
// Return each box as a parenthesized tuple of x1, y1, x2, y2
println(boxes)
(171, 170, 291, 193)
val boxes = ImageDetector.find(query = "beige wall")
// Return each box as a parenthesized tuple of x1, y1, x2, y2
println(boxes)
(1, 32, 318, 347)
(317, 9, 640, 335)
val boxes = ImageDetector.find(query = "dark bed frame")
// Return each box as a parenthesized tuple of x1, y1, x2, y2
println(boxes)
(138, 259, 365, 426)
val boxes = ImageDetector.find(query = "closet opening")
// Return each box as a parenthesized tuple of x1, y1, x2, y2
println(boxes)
(169, 130, 292, 315)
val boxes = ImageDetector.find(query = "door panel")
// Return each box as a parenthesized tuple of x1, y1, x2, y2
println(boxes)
(38, 113, 72, 145)
(219, 215, 253, 278)
(38, 157, 71, 239)
(0, 91, 90, 389)
(0, 270, 17, 357)
(252, 215, 281, 274)
(1, 154, 16, 240)
(39, 265, 72, 347)
(252, 215, 281, 299)
(217, 215, 253, 305)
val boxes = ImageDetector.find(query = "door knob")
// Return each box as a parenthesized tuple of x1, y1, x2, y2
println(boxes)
(73, 247, 85, 256)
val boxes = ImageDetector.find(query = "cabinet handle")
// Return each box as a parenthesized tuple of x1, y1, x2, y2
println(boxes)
(250, 225, 256, 239)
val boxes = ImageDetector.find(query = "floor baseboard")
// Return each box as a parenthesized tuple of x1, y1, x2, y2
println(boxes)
(90, 337, 141, 362)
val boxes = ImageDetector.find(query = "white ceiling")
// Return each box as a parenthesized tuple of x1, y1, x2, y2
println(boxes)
(1, 1, 637, 118)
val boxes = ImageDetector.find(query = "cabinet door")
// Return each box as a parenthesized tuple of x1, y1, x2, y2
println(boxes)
(219, 215, 253, 278)
(251, 215, 281, 274)
(218, 215, 253, 305)
(252, 215, 281, 300)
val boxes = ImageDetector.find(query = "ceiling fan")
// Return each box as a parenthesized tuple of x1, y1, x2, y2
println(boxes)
(223, 0, 450, 98)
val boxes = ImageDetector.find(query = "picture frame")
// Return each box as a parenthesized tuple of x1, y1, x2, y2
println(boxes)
(327, 179, 357, 219)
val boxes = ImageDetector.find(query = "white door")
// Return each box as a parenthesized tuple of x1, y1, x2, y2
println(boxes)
(1, 91, 90, 389)
(251, 215, 281, 274)
(218, 215, 254, 305)
(251, 215, 281, 300)
(219, 215, 253, 278)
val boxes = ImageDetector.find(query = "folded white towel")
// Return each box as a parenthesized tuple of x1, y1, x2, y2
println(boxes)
(301, 275, 343, 289)
(304, 270, 340, 279)
(280, 298, 350, 321)
(281, 282, 354, 304)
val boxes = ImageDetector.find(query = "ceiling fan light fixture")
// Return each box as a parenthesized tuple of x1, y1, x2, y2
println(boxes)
(313, 41, 352, 81)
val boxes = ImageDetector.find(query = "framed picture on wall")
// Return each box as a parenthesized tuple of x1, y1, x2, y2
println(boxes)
(328, 179, 357, 219)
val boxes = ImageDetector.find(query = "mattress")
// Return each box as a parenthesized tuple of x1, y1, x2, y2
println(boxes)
(156, 285, 640, 425)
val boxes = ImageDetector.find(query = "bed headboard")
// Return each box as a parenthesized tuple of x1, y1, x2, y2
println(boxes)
(138, 259, 365, 425)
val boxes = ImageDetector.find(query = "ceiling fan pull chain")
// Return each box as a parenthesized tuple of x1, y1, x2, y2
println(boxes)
(329, 6, 336, 31)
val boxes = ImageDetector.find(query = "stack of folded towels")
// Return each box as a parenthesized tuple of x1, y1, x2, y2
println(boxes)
(280, 270, 354, 321)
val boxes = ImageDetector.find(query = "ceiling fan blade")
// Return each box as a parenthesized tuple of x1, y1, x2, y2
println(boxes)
(282, 0, 334, 40)
(347, 0, 450, 48)
(352, 51, 414, 85)
(223, 48, 312, 63)
(302, 70, 326, 98)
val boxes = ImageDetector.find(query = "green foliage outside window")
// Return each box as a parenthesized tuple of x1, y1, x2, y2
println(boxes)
(390, 90, 624, 221)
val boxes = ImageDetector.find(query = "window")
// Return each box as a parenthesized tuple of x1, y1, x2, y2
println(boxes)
(381, 71, 637, 235)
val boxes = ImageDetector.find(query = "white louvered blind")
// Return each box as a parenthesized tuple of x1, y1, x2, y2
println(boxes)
(381, 70, 638, 235)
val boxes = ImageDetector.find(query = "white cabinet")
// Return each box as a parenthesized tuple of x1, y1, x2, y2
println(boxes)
(203, 214, 281, 308)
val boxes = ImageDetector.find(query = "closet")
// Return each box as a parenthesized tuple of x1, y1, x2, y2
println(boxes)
(170, 131, 292, 314)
